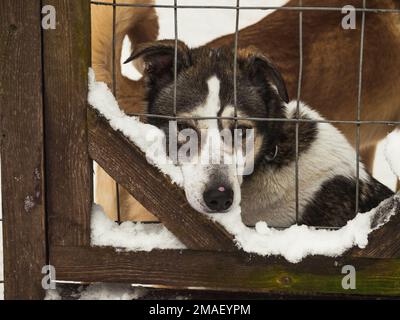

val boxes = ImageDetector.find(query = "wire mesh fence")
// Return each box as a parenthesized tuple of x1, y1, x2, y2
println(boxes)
(91, 0, 400, 228)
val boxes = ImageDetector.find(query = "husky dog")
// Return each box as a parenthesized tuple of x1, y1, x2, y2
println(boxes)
(125, 40, 393, 228)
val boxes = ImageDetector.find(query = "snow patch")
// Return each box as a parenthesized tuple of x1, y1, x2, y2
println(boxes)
(24, 195, 35, 213)
(46, 283, 147, 300)
(44, 289, 62, 300)
(78, 283, 146, 300)
(91, 204, 185, 251)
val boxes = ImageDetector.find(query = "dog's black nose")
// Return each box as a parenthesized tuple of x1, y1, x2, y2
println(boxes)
(203, 186, 234, 212)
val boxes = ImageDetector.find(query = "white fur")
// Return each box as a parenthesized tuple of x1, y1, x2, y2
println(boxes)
(199, 76, 221, 117)
(385, 129, 400, 178)
(287, 101, 369, 184)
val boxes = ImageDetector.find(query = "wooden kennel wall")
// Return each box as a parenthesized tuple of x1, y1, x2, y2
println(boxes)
(1, 0, 400, 300)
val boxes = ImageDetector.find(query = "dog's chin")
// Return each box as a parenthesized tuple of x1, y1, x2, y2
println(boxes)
(189, 202, 239, 215)
(207, 205, 239, 214)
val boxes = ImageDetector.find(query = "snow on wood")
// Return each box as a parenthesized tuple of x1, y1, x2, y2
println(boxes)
(91, 205, 185, 251)
(210, 194, 400, 263)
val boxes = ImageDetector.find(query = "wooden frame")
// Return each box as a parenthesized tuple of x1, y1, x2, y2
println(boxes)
(1, 0, 47, 300)
(1, 0, 400, 300)
(43, 0, 93, 249)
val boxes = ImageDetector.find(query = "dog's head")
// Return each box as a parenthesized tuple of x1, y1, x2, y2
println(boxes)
(125, 40, 288, 214)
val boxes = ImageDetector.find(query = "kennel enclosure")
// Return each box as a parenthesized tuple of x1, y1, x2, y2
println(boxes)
(1, 0, 400, 299)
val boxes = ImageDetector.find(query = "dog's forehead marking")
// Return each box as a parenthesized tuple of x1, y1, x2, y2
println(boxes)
(201, 75, 221, 117)
(179, 75, 221, 130)
(178, 75, 221, 119)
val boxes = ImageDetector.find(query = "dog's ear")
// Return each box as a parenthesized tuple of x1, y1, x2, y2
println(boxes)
(238, 47, 289, 103)
(124, 40, 191, 83)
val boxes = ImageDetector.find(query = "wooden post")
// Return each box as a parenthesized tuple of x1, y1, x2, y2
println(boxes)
(42, 0, 93, 247)
(0, 0, 47, 299)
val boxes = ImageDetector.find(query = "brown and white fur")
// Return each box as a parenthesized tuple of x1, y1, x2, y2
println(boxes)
(93, 0, 400, 222)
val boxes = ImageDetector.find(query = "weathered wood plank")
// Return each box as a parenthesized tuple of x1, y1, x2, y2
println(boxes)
(42, 0, 93, 246)
(351, 194, 400, 258)
(87, 109, 236, 251)
(52, 246, 400, 296)
(0, 0, 47, 300)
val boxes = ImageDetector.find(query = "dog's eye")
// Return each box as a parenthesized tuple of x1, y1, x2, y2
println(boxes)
(177, 123, 185, 132)
(177, 122, 195, 132)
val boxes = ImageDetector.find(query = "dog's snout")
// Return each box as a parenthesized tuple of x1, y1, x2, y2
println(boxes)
(203, 185, 234, 212)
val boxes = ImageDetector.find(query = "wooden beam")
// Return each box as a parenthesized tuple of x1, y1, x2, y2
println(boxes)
(351, 193, 400, 258)
(0, 0, 47, 299)
(52, 246, 400, 296)
(87, 109, 236, 251)
(42, 0, 93, 247)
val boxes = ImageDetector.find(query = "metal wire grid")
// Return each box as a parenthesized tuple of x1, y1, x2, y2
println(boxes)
(295, 0, 303, 222)
(92, 0, 400, 227)
(111, 0, 122, 223)
(355, 0, 367, 216)
(91, 1, 400, 13)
